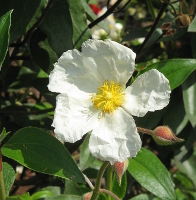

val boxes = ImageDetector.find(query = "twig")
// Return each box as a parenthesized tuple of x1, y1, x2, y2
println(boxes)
(88, 0, 123, 29)
(136, 2, 168, 61)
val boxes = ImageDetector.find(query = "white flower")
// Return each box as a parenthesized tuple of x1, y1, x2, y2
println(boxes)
(48, 39, 171, 165)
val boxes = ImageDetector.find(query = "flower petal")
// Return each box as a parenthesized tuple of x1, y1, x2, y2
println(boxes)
(89, 108, 142, 165)
(122, 69, 171, 117)
(52, 92, 99, 143)
(82, 39, 136, 87)
(48, 49, 103, 94)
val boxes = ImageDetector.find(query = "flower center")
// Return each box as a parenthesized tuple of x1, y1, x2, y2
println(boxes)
(91, 80, 125, 113)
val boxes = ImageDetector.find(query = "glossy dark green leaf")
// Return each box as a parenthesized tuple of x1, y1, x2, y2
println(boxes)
(0, 10, 12, 69)
(163, 92, 188, 134)
(182, 71, 196, 127)
(81, 0, 110, 33)
(143, 59, 196, 90)
(133, 108, 166, 130)
(2, 162, 15, 196)
(2, 127, 85, 183)
(68, 0, 91, 49)
(174, 126, 196, 163)
(30, 29, 58, 74)
(39, 0, 73, 56)
(80, 133, 95, 171)
(111, 173, 127, 199)
(188, 16, 196, 32)
(131, 194, 159, 200)
(128, 148, 175, 200)
(0, 0, 45, 43)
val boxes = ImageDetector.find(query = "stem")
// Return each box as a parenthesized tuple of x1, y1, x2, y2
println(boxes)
(179, 0, 183, 15)
(0, 151, 6, 200)
(136, 2, 168, 61)
(83, 173, 94, 189)
(137, 127, 153, 135)
(146, 0, 156, 21)
(91, 161, 109, 200)
(106, 166, 113, 200)
(88, 0, 123, 29)
(99, 189, 120, 200)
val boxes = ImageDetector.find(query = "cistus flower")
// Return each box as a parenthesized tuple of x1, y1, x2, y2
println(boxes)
(48, 39, 171, 165)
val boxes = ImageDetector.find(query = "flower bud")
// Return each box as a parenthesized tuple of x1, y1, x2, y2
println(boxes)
(82, 192, 92, 200)
(162, 22, 172, 33)
(152, 126, 184, 146)
(175, 14, 191, 28)
(112, 159, 129, 185)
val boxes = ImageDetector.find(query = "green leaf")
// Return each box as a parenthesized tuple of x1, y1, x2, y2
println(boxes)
(111, 173, 127, 199)
(79, 133, 95, 171)
(64, 180, 83, 196)
(39, 0, 73, 56)
(30, 29, 58, 74)
(6, 193, 31, 200)
(174, 127, 196, 163)
(163, 91, 188, 135)
(131, 194, 159, 200)
(40, 186, 61, 196)
(0, 10, 12, 69)
(81, 0, 110, 34)
(2, 162, 15, 196)
(143, 59, 196, 90)
(0, 0, 46, 44)
(2, 127, 85, 183)
(128, 148, 175, 200)
(188, 16, 196, 32)
(133, 108, 166, 130)
(44, 195, 82, 200)
(182, 71, 196, 127)
(31, 191, 54, 200)
(68, 0, 91, 49)
(174, 153, 196, 186)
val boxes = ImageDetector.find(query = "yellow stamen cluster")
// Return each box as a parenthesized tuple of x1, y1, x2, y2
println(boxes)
(91, 80, 125, 114)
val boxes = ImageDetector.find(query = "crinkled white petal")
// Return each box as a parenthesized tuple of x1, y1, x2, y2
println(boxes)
(122, 69, 171, 117)
(52, 92, 99, 143)
(81, 39, 136, 87)
(89, 107, 142, 165)
(48, 49, 103, 94)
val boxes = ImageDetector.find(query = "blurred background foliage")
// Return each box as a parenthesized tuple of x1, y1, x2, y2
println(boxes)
(0, 0, 196, 199)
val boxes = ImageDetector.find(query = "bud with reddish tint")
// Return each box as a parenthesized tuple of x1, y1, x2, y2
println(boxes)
(82, 192, 92, 200)
(112, 159, 129, 186)
(152, 126, 184, 145)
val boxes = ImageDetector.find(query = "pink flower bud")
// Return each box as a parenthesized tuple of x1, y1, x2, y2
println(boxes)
(82, 192, 92, 200)
(113, 159, 129, 185)
(152, 126, 184, 145)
